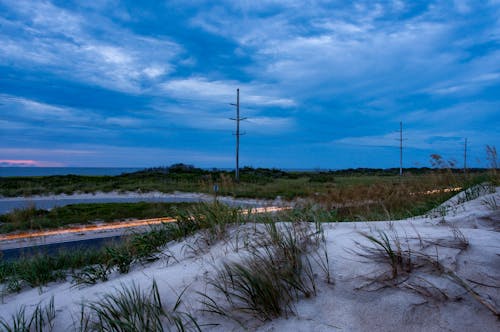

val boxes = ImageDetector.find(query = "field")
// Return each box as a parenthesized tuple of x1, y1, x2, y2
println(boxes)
(0, 165, 495, 234)
(0, 166, 498, 331)
(0, 164, 490, 198)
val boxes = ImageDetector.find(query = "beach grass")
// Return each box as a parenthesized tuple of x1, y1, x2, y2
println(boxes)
(0, 167, 493, 294)
(0, 203, 248, 291)
(0, 296, 55, 332)
(200, 221, 326, 321)
(78, 280, 200, 332)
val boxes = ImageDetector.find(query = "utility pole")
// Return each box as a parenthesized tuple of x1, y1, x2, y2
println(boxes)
(230, 88, 246, 182)
(399, 121, 403, 176)
(463, 138, 468, 175)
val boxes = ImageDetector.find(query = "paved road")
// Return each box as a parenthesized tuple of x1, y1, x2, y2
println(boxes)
(0, 196, 205, 215)
(1, 235, 124, 261)
(0, 201, 287, 262)
(0, 192, 267, 214)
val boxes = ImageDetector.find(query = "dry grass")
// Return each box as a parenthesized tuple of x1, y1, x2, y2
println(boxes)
(199, 221, 329, 323)
(353, 226, 499, 318)
(312, 177, 461, 221)
(78, 281, 200, 332)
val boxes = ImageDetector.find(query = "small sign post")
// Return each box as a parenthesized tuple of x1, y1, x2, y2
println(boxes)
(213, 183, 219, 203)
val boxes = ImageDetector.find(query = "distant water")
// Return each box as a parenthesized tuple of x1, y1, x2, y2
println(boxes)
(0, 167, 143, 177)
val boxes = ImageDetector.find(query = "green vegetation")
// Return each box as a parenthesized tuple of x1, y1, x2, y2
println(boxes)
(0, 203, 247, 290)
(0, 203, 332, 292)
(200, 222, 324, 321)
(0, 202, 199, 233)
(0, 163, 496, 296)
(79, 281, 200, 332)
(0, 163, 493, 199)
(0, 176, 479, 292)
(0, 296, 55, 332)
(1, 165, 493, 234)
(0, 247, 106, 291)
(0, 164, 496, 239)
(0, 282, 200, 332)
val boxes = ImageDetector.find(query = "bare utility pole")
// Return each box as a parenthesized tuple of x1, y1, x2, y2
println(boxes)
(464, 138, 468, 175)
(399, 121, 403, 176)
(230, 88, 246, 182)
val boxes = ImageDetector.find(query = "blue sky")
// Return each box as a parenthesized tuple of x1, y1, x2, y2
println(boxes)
(0, 0, 499, 169)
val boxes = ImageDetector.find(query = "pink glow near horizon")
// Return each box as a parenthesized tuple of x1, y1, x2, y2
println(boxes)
(0, 159, 66, 167)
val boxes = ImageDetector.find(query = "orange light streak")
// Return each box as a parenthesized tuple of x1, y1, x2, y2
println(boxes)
(0, 206, 292, 242)
(417, 187, 463, 195)
(0, 217, 177, 241)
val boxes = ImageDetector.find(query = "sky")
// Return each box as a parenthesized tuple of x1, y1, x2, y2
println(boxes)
(0, 0, 499, 169)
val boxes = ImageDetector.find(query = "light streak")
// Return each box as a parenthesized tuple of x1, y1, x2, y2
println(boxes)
(417, 187, 463, 195)
(0, 206, 292, 242)
(0, 187, 464, 243)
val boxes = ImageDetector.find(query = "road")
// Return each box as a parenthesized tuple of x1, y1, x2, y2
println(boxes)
(0, 206, 290, 261)
(0, 191, 272, 214)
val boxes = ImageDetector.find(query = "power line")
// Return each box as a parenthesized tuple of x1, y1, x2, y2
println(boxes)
(397, 121, 407, 176)
(230, 88, 246, 182)
(400, 122, 403, 176)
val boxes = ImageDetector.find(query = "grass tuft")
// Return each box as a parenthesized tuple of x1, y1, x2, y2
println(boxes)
(201, 221, 327, 322)
(0, 296, 55, 332)
(356, 230, 414, 280)
(78, 280, 200, 332)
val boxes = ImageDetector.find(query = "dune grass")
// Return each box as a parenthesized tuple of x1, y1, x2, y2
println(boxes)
(0, 203, 249, 291)
(0, 247, 107, 291)
(78, 281, 200, 332)
(0, 166, 491, 234)
(0, 171, 488, 292)
(199, 221, 326, 322)
(0, 296, 55, 332)
(0, 175, 481, 292)
(1, 185, 498, 328)
(353, 226, 499, 318)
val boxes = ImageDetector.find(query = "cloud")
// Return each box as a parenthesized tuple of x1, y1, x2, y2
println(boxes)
(160, 77, 295, 107)
(0, 94, 150, 143)
(104, 117, 145, 127)
(425, 69, 500, 96)
(0, 146, 231, 167)
(154, 103, 295, 135)
(454, 0, 471, 14)
(0, 159, 66, 167)
(331, 127, 499, 154)
(405, 101, 500, 126)
(189, 0, 499, 105)
(0, 1, 499, 168)
(143, 65, 167, 79)
(0, 1, 181, 93)
(0, 148, 94, 156)
(0, 94, 96, 124)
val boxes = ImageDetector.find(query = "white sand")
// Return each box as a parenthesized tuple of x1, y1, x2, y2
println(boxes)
(1, 188, 499, 331)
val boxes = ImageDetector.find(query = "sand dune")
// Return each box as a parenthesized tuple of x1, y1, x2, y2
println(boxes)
(1, 188, 498, 331)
